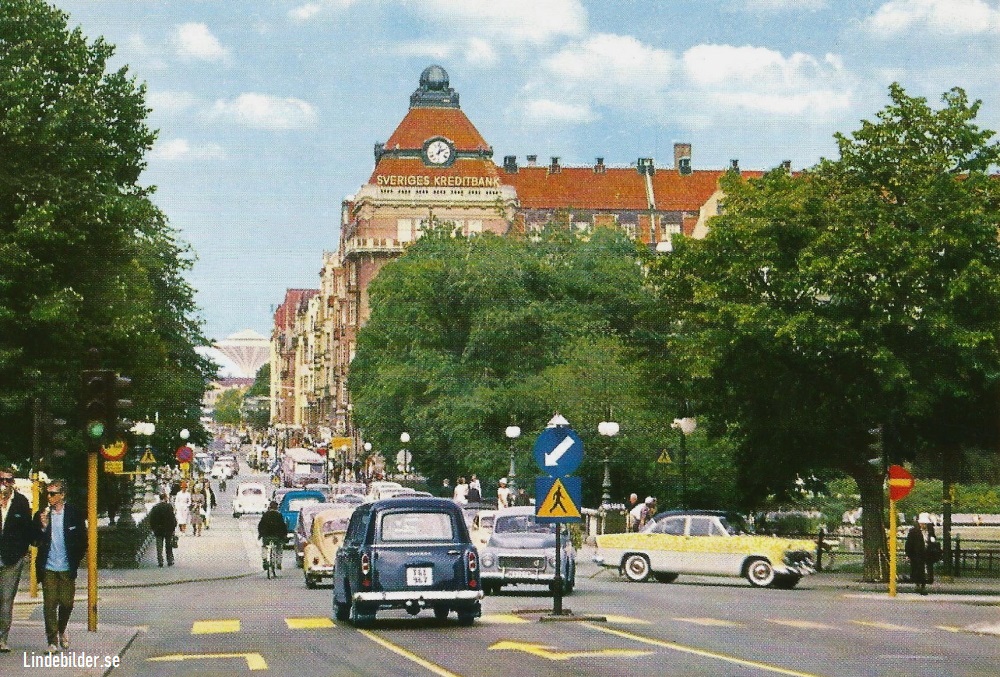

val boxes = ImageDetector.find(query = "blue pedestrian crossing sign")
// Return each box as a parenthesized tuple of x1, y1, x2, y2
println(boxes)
(532, 427, 584, 477)
(535, 476, 582, 523)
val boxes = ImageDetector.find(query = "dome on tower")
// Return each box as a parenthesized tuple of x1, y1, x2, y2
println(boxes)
(420, 65, 449, 91)
(410, 64, 459, 108)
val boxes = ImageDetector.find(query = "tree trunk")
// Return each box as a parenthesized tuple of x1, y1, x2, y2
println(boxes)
(852, 463, 889, 582)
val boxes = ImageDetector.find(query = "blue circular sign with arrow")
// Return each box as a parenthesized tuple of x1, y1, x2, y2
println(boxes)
(532, 427, 584, 477)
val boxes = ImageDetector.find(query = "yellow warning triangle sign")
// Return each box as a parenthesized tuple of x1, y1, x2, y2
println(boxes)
(536, 478, 581, 519)
(657, 449, 672, 464)
(140, 449, 157, 465)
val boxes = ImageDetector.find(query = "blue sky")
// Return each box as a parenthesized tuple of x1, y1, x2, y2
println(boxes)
(54, 0, 1000, 341)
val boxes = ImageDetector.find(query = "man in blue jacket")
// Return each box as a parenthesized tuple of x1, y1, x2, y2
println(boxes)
(0, 467, 33, 653)
(34, 479, 87, 654)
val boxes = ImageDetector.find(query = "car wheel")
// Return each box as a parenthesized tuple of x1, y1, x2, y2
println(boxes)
(333, 587, 350, 622)
(622, 553, 651, 582)
(296, 555, 304, 568)
(771, 573, 801, 589)
(746, 558, 776, 587)
(652, 572, 678, 584)
(456, 608, 477, 626)
(305, 573, 316, 589)
(433, 606, 450, 621)
(233, 512, 240, 518)
(349, 598, 376, 627)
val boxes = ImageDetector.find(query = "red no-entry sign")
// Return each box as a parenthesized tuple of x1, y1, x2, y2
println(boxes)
(175, 445, 193, 463)
(887, 464, 914, 501)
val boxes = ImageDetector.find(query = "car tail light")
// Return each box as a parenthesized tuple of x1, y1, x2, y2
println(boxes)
(467, 550, 479, 588)
(361, 552, 372, 589)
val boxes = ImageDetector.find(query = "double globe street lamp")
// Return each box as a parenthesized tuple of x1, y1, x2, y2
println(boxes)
(505, 425, 521, 495)
(597, 420, 619, 507)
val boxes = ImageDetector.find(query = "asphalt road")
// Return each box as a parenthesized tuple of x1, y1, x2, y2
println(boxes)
(89, 469, 999, 677)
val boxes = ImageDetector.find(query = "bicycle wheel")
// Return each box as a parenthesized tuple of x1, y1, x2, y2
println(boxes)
(269, 542, 280, 578)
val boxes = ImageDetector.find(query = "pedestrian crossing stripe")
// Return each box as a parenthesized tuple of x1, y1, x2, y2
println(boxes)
(192, 620, 240, 634)
(657, 449, 672, 464)
(285, 617, 335, 629)
(536, 478, 581, 519)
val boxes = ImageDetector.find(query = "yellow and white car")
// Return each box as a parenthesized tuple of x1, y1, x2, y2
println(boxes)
(302, 506, 355, 589)
(594, 510, 815, 589)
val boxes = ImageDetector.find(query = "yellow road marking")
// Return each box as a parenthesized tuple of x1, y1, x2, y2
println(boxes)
(478, 613, 530, 624)
(148, 652, 268, 670)
(583, 623, 826, 677)
(937, 625, 963, 633)
(489, 640, 653, 661)
(852, 620, 929, 633)
(674, 617, 743, 627)
(191, 619, 240, 634)
(769, 619, 837, 630)
(358, 629, 464, 677)
(285, 617, 335, 629)
(604, 615, 652, 625)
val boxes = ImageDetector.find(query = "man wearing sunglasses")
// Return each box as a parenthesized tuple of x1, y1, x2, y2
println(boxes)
(0, 468, 33, 653)
(33, 479, 87, 654)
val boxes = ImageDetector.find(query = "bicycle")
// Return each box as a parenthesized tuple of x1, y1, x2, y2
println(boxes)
(262, 537, 283, 579)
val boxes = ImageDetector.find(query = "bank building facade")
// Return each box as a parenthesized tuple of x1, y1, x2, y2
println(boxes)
(271, 65, 759, 454)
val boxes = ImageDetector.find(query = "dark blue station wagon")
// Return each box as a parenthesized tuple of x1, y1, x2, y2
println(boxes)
(332, 497, 483, 626)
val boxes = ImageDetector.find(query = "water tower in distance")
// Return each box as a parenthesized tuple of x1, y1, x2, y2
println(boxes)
(214, 329, 270, 378)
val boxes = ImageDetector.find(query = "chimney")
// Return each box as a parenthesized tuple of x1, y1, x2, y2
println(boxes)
(374, 142, 385, 160)
(674, 142, 692, 172)
(781, 160, 792, 173)
(526, 154, 538, 166)
(549, 156, 561, 173)
(503, 155, 518, 173)
(637, 158, 655, 176)
(594, 157, 605, 174)
(730, 159, 740, 174)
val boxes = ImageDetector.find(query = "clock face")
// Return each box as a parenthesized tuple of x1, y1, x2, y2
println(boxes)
(425, 139, 452, 165)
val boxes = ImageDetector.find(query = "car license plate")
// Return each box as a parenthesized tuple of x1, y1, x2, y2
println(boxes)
(407, 567, 432, 586)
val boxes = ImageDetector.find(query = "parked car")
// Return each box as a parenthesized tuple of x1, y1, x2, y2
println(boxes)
(593, 509, 816, 588)
(332, 497, 482, 626)
(364, 481, 402, 502)
(332, 482, 367, 498)
(232, 482, 268, 517)
(331, 493, 365, 506)
(294, 502, 335, 567)
(478, 506, 575, 595)
(278, 490, 327, 545)
(302, 506, 355, 588)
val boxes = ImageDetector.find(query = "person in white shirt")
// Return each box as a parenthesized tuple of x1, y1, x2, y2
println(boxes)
(452, 477, 469, 505)
(497, 478, 511, 508)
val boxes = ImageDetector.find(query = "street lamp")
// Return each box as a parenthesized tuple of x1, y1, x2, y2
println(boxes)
(598, 421, 620, 507)
(179, 428, 191, 478)
(505, 426, 521, 495)
(671, 417, 696, 508)
(399, 432, 411, 477)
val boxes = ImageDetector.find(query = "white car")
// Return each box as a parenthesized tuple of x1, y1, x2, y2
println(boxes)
(364, 481, 402, 502)
(232, 482, 268, 517)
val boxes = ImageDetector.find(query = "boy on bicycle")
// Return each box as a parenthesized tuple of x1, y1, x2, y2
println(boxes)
(257, 501, 286, 571)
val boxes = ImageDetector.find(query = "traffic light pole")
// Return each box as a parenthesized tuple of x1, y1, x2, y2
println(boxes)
(88, 448, 98, 631)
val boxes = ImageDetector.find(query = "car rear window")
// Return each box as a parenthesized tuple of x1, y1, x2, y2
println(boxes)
(287, 498, 321, 512)
(322, 516, 351, 534)
(379, 511, 455, 542)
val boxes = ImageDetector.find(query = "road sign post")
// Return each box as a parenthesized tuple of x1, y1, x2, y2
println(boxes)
(887, 465, 915, 597)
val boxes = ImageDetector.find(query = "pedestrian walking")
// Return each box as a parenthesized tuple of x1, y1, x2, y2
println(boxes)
(0, 467, 33, 653)
(625, 493, 640, 531)
(638, 497, 657, 530)
(467, 475, 482, 503)
(174, 482, 191, 534)
(514, 488, 530, 506)
(906, 512, 939, 595)
(497, 478, 511, 508)
(33, 479, 87, 654)
(148, 493, 177, 567)
(453, 477, 469, 505)
(189, 485, 205, 536)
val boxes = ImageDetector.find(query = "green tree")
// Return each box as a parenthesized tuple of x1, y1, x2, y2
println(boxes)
(214, 388, 245, 427)
(651, 84, 1000, 580)
(0, 1, 213, 489)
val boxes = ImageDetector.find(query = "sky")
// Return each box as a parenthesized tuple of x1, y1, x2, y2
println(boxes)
(52, 0, 1000, 342)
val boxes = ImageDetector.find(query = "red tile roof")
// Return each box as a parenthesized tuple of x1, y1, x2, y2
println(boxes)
(650, 170, 726, 211)
(384, 107, 491, 152)
(274, 289, 317, 329)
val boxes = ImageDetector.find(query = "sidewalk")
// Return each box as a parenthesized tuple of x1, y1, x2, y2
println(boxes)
(4, 498, 257, 676)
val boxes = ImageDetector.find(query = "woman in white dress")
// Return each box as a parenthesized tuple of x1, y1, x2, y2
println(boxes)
(174, 482, 192, 533)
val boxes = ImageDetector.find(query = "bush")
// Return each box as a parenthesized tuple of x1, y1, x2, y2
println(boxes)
(97, 516, 152, 569)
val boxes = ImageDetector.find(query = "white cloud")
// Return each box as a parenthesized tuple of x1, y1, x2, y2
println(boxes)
(171, 23, 228, 61)
(740, 0, 827, 9)
(394, 38, 497, 66)
(524, 99, 596, 124)
(288, 0, 360, 21)
(866, 0, 1000, 36)
(206, 94, 319, 130)
(149, 139, 225, 161)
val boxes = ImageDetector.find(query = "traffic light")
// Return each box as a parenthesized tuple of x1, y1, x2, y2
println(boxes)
(43, 410, 70, 459)
(82, 369, 113, 443)
(109, 374, 132, 441)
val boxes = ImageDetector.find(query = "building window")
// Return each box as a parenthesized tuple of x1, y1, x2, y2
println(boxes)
(397, 219, 412, 242)
(623, 223, 637, 239)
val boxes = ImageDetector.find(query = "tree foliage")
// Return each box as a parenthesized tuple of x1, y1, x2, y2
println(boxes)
(0, 1, 213, 487)
(650, 84, 1000, 580)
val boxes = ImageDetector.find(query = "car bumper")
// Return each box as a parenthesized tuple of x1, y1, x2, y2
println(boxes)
(305, 565, 334, 578)
(481, 570, 556, 583)
(353, 590, 483, 603)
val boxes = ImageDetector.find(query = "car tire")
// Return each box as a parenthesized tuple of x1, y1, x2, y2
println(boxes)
(771, 573, 801, 589)
(334, 589, 351, 622)
(746, 558, 776, 587)
(305, 573, 316, 589)
(296, 555, 304, 568)
(652, 572, 678, 584)
(456, 608, 477, 626)
(622, 553, 651, 582)
(350, 598, 375, 627)
(433, 606, 450, 621)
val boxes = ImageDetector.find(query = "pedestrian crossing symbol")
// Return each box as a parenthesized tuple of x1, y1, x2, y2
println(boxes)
(657, 449, 672, 464)
(535, 476, 582, 523)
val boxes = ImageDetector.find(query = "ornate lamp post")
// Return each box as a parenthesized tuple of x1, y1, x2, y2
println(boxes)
(505, 425, 521, 495)
(399, 432, 411, 478)
(671, 417, 696, 508)
(597, 420, 619, 507)
(179, 428, 191, 478)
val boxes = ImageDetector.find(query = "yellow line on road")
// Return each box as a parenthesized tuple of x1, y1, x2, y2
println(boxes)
(191, 619, 240, 634)
(358, 629, 465, 677)
(583, 623, 826, 677)
(604, 615, 652, 625)
(148, 652, 268, 670)
(673, 617, 743, 627)
(478, 613, 530, 624)
(490, 640, 653, 661)
(285, 617, 335, 629)
(851, 620, 929, 633)
(768, 619, 837, 630)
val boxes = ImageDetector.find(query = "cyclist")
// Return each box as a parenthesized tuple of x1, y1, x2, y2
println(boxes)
(257, 501, 286, 573)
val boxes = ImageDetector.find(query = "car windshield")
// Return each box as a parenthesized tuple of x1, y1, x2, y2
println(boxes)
(494, 514, 556, 535)
(478, 515, 495, 530)
(379, 511, 456, 542)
